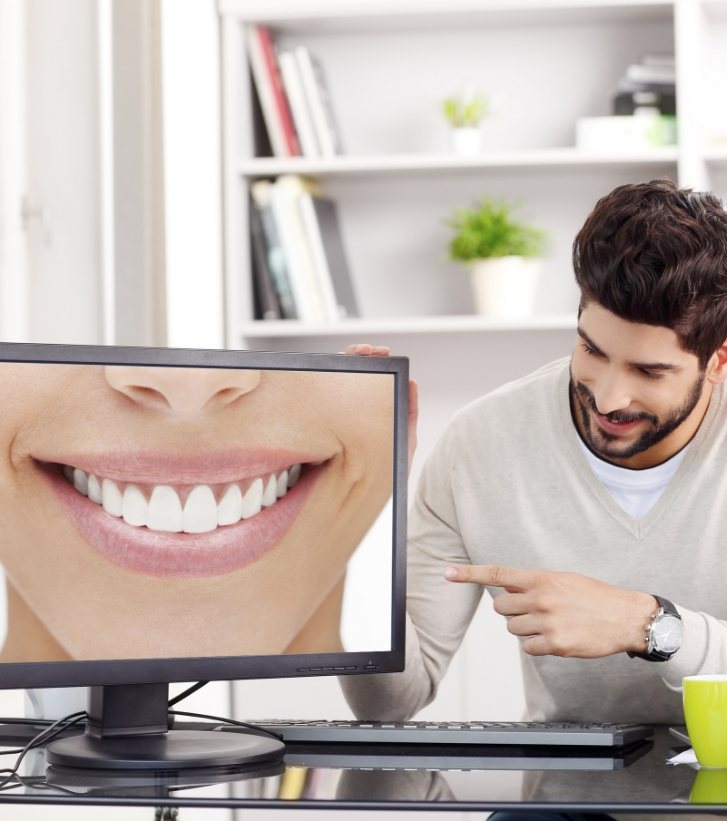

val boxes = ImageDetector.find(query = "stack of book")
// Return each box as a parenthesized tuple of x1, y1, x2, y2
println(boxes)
(613, 54, 676, 119)
(247, 25, 343, 158)
(575, 54, 676, 150)
(249, 175, 359, 323)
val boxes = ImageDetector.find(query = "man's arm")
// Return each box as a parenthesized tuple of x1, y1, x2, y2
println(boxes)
(658, 609, 727, 689)
(444, 564, 656, 658)
(341, 419, 483, 720)
(445, 564, 727, 688)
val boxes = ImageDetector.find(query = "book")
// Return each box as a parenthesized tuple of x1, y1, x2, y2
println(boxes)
(625, 63, 675, 84)
(269, 175, 328, 323)
(298, 192, 339, 321)
(246, 25, 300, 157)
(278, 50, 320, 157)
(250, 180, 298, 319)
(294, 46, 343, 157)
(300, 195, 359, 319)
(249, 198, 282, 320)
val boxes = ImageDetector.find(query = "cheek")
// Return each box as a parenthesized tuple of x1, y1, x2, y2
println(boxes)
(570, 350, 597, 385)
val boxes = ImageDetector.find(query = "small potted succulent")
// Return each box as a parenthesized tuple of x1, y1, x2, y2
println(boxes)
(446, 198, 548, 318)
(441, 88, 489, 155)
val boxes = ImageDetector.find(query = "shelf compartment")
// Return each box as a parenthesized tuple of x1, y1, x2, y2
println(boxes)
(238, 148, 680, 179)
(220, 1, 674, 33)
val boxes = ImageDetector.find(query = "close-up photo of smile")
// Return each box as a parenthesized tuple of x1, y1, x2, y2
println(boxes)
(41, 452, 322, 576)
(0, 363, 395, 663)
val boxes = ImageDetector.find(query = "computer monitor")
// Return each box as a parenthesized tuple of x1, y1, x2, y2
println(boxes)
(0, 342, 408, 772)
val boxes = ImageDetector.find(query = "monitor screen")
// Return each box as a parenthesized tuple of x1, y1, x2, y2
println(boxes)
(0, 343, 408, 771)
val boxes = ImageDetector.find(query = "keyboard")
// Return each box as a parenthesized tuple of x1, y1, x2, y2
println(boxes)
(244, 719, 652, 748)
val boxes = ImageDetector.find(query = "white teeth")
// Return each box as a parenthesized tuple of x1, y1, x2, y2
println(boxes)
(183, 485, 218, 534)
(262, 474, 277, 507)
(87, 474, 102, 504)
(288, 463, 301, 487)
(73, 468, 88, 496)
(102, 478, 123, 517)
(63, 461, 306, 533)
(241, 478, 263, 519)
(122, 485, 147, 527)
(217, 484, 243, 527)
(147, 485, 183, 533)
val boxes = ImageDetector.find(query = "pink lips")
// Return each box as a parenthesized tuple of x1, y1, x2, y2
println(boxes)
(41, 451, 322, 577)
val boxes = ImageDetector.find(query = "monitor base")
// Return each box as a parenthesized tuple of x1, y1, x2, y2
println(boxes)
(45, 729, 284, 771)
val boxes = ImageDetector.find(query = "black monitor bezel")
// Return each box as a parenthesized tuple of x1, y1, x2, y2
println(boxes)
(0, 341, 407, 689)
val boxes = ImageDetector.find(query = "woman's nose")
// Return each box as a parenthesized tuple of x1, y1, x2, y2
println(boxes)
(104, 366, 262, 415)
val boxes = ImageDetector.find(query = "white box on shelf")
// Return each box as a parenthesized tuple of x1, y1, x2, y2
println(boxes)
(575, 115, 676, 152)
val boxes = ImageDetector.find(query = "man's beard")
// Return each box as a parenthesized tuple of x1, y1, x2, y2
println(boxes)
(570, 370, 705, 462)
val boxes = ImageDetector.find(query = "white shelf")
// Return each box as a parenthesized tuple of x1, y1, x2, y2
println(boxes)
(704, 146, 727, 164)
(239, 148, 679, 179)
(220, 0, 673, 31)
(220, 0, 724, 346)
(238, 314, 577, 338)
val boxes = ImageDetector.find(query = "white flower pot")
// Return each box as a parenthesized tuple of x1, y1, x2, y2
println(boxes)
(468, 256, 542, 318)
(451, 127, 482, 156)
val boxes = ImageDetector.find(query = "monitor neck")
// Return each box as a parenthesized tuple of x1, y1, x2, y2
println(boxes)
(86, 683, 170, 739)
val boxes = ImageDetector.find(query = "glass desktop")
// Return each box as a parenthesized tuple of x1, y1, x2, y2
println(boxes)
(0, 726, 716, 813)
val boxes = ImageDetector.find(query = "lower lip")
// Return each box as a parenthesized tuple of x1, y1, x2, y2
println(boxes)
(43, 466, 319, 577)
(594, 413, 643, 436)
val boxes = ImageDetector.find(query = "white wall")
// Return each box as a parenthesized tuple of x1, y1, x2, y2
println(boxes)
(23, 0, 104, 345)
(161, 0, 225, 349)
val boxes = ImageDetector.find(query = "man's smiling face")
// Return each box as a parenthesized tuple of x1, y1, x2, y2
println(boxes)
(570, 302, 717, 469)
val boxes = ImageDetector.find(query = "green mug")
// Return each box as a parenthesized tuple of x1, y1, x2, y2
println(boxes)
(683, 675, 727, 768)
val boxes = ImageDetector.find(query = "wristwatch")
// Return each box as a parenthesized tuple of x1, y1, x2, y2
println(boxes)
(628, 595, 683, 662)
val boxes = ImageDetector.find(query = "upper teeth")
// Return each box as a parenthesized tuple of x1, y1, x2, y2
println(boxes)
(62, 463, 303, 534)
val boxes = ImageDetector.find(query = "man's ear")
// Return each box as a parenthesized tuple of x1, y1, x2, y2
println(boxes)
(706, 343, 727, 385)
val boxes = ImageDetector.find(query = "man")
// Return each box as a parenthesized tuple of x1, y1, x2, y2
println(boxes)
(342, 179, 727, 725)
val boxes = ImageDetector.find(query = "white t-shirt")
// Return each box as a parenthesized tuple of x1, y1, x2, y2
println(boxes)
(578, 438, 689, 520)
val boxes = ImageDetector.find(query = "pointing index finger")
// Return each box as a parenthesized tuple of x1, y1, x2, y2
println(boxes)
(444, 564, 539, 591)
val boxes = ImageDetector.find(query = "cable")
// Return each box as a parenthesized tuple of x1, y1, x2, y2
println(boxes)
(0, 717, 55, 726)
(167, 681, 209, 708)
(0, 716, 83, 757)
(0, 711, 86, 789)
(168, 709, 283, 742)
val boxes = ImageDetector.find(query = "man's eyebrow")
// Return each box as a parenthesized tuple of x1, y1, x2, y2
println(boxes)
(577, 327, 604, 355)
(577, 327, 677, 371)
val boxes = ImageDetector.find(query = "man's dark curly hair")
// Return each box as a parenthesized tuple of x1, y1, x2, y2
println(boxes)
(573, 179, 727, 368)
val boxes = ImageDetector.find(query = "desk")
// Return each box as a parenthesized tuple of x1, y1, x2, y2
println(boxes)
(0, 726, 721, 815)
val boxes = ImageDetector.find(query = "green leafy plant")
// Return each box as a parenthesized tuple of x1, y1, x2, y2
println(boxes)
(441, 89, 488, 128)
(447, 198, 548, 261)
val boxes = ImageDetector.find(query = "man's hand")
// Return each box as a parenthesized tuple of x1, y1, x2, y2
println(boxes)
(445, 564, 657, 659)
(343, 343, 418, 473)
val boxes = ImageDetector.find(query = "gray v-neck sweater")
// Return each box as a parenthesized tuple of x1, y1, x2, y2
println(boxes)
(343, 357, 727, 724)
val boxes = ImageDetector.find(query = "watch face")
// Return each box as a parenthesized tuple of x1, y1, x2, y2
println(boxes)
(652, 615, 683, 654)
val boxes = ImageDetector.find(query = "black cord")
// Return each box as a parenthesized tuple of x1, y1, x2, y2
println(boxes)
(0, 717, 55, 726)
(167, 681, 209, 708)
(0, 711, 86, 789)
(168, 709, 284, 742)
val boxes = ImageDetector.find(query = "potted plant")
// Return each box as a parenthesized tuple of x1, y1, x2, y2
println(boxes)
(441, 88, 488, 155)
(447, 198, 548, 318)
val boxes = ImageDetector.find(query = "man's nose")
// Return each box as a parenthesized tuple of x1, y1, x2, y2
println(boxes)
(104, 366, 262, 415)
(591, 372, 632, 415)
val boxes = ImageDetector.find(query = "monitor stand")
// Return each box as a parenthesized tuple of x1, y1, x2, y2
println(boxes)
(45, 683, 284, 772)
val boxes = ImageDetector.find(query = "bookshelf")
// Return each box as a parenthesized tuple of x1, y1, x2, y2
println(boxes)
(217, 0, 727, 739)
(219, 0, 727, 348)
